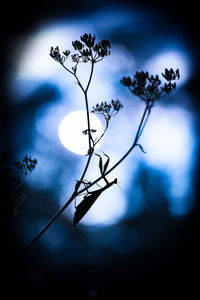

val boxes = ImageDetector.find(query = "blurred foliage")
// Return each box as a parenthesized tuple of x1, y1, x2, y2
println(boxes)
(0, 152, 37, 251)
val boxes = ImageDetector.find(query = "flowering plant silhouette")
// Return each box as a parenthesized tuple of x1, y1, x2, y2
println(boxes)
(25, 33, 180, 251)
(0, 153, 37, 249)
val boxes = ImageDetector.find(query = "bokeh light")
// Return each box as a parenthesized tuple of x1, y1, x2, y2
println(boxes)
(2, 1, 200, 298)
(58, 111, 104, 155)
(6, 3, 198, 233)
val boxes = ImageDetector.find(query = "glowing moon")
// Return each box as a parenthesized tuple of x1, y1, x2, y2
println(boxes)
(58, 111, 104, 155)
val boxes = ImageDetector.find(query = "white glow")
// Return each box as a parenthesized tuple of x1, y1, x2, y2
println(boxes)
(58, 111, 104, 155)
(142, 106, 194, 170)
(142, 105, 197, 215)
(16, 25, 80, 80)
(11, 16, 195, 224)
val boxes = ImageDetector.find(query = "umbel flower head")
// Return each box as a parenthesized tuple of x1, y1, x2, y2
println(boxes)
(15, 155, 37, 176)
(72, 33, 111, 61)
(50, 46, 70, 64)
(91, 100, 123, 121)
(50, 33, 111, 67)
(121, 68, 180, 102)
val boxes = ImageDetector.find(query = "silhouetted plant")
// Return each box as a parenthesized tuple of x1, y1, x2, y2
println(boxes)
(0, 152, 37, 249)
(121, 68, 180, 101)
(15, 155, 37, 176)
(50, 33, 113, 155)
(25, 34, 180, 251)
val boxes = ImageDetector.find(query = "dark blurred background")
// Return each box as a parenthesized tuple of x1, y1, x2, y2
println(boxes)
(1, 0, 200, 298)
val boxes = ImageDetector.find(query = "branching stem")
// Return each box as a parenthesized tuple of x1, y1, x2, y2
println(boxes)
(25, 100, 151, 252)
(25, 58, 96, 251)
(25, 36, 179, 252)
(79, 100, 151, 193)
(94, 118, 109, 146)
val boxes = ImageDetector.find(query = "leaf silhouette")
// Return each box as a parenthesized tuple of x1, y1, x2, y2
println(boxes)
(95, 154, 103, 175)
(136, 143, 146, 153)
(102, 153, 110, 174)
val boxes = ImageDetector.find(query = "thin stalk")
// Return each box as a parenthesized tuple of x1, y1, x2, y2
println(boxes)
(137, 104, 152, 140)
(61, 63, 85, 93)
(61, 63, 74, 76)
(85, 60, 94, 92)
(25, 59, 95, 252)
(73, 73, 85, 93)
(84, 91, 93, 151)
(94, 118, 109, 146)
(84, 61, 95, 151)
(25, 153, 92, 252)
(25, 101, 150, 251)
(135, 101, 150, 141)
(78, 101, 150, 193)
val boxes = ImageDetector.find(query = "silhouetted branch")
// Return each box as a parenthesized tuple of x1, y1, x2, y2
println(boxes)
(0, 153, 37, 251)
(25, 34, 180, 252)
(25, 100, 149, 251)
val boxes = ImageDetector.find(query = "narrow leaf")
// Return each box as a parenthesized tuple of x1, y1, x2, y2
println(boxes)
(95, 154, 103, 175)
(136, 143, 146, 153)
(103, 153, 110, 174)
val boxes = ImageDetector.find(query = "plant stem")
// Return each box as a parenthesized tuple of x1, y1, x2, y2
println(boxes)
(137, 103, 152, 140)
(25, 153, 92, 252)
(94, 119, 109, 146)
(25, 101, 150, 252)
(25, 60, 95, 252)
(84, 91, 93, 151)
(78, 100, 150, 193)
(84, 61, 95, 151)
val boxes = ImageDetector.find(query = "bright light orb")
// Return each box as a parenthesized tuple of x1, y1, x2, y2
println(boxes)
(58, 111, 104, 155)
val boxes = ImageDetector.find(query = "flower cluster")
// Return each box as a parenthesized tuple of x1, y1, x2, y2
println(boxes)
(15, 155, 37, 176)
(50, 33, 111, 68)
(161, 68, 180, 94)
(121, 68, 180, 102)
(91, 100, 123, 121)
(162, 68, 180, 81)
(50, 46, 70, 64)
(72, 34, 111, 61)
